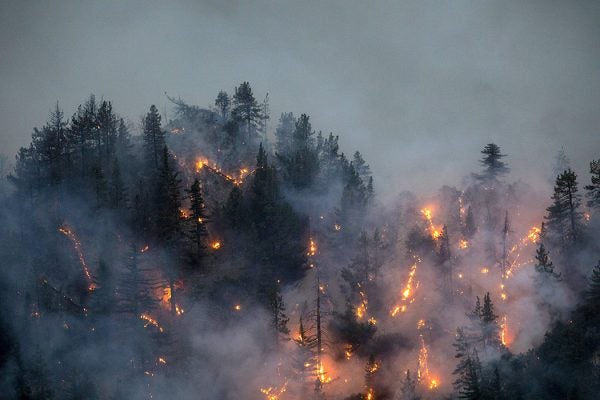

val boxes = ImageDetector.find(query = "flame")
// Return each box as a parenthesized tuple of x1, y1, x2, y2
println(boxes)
(356, 303, 366, 319)
(260, 381, 288, 400)
(58, 226, 95, 291)
(179, 208, 189, 218)
(211, 241, 221, 250)
(175, 304, 184, 316)
(368, 317, 377, 325)
(417, 319, 425, 329)
(417, 334, 439, 390)
(421, 207, 443, 240)
(158, 357, 167, 365)
(390, 260, 419, 317)
(459, 239, 469, 249)
(140, 245, 149, 253)
(234, 304, 241, 311)
(501, 314, 512, 347)
(525, 226, 541, 244)
(480, 267, 489, 274)
(140, 313, 164, 333)
(334, 223, 341, 231)
(584, 212, 591, 222)
(317, 361, 332, 384)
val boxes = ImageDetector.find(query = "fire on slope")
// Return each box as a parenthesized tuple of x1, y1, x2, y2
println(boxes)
(58, 225, 96, 292)
(195, 157, 256, 186)
(390, 258, 420, 317)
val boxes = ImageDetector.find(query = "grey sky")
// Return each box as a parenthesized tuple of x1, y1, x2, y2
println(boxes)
(1, 0, 599, 194)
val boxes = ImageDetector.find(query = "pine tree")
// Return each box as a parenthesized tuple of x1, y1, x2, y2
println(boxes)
(584, 260, 600, 307)
(214, 90, 231, 123)
(275, 112, 295, 156)
(552, 148, 571, 181)
(96, 99, 117, 166)
(437, 225, 453, 295)
(534, 243, 561, 280)
(584, 159, 600, 209)
(260, 281, 290, 345)
(154, 147, 183, 247)
(475, 143, 509, 183)
(186, 178, 208, 260)
(223, 186, 246, 228)
(279, 113, 320, 189)
(108, 159, 127, 209)
(68, 95, 98, 179)
(353, 151, 371, 182)
(458, 353, 482, 400)
(143, 105, 165, 171)
(463, 206, 477, 239)
(232, 81, 262, 140)
(32, 102, 68, 186)
(480, 293, 501, 349)
(116, 118, 131, 160)
(92, 164, 108, 208)
(397, 369, 420, 400)
(545, 169, 583, 246)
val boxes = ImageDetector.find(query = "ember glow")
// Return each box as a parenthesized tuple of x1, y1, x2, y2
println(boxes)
(58, 225, 95, 291)
(140, 313, 164, 333)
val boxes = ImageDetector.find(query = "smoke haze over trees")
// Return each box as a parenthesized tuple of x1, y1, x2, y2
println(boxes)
(0, 2, 600, 400)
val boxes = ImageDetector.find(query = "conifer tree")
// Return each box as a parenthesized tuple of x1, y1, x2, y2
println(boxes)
(545, 169, 583, 246)
(154, 147, 183, 247)
(116, 118, 131, 160)
(109, 158, 127, 209)
(353, 151, 371, 182)
(186, 178, 208, 260)
(143, 105, 165, 171)
(437, 225, 453, 295)
(584, 260, 600, 307)
(534, 243, 561, 280)
(584, 159, 600, 209)
(475, 143, 509, 183)
(96, 100, 117, 165)
(463, 206, 477, 239)
(397, 369, 420, 400)
(214, 90, 231, 123)
(260, 281, 289, 345)
(480, 293, 501, 349)
(275, 112, 295, 156)
(232, 82, 262, 140)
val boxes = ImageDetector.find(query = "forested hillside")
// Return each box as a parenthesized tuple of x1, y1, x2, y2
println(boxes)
(0, 82, 599, 399)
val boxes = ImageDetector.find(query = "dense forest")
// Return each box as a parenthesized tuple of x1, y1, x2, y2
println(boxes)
(0, 82, 599, 400)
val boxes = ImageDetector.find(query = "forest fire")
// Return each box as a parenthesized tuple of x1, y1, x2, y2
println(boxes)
(421, 207, 443, 240)
(390, 260, 419, 317)
(140, 313, 164, 333)
(417, 334, 439, 390)
(260, 381, 288, 400)
(58, 225, 95, 291)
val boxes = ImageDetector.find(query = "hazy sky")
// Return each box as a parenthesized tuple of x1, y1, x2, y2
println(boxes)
(1, 0, 599, 194)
